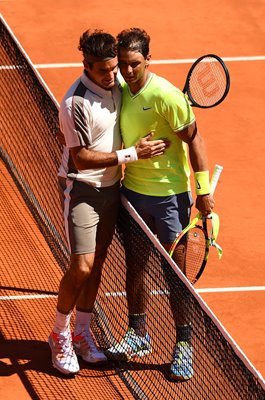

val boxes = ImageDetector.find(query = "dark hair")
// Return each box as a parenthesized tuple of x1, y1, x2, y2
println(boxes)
(117, 28, 150, 58)
(78, 29, 117, 60)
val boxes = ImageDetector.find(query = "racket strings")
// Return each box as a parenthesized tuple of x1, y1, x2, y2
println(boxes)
(184, 226, 206, 284)
(188, 56, 228, 107)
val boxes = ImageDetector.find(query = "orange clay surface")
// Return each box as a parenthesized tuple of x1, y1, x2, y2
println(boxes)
(0, 1, 264, 399)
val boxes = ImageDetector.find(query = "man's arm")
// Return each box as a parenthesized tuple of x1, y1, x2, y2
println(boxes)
(177, 122, 215, 216)
(70, 132, 166, 170)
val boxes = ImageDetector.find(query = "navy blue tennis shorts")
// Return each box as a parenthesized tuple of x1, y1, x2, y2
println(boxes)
(121, 186, 193, 245)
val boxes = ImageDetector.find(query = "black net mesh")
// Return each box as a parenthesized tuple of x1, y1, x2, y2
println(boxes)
(1, 15, 264, 400)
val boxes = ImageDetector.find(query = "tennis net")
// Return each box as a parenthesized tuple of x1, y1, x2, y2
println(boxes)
(1, 14, 264, 400)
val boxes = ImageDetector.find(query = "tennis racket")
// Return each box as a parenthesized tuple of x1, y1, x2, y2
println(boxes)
(169, 164, 223, 284)
(183, 54, 230, 108)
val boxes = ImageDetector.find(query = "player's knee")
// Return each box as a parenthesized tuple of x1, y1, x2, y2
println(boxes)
(69, 253, 94, 283)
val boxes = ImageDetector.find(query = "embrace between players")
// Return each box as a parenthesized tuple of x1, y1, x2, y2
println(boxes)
(49, 27, 215, 381)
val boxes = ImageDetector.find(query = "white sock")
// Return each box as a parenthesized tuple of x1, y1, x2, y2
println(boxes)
(53, 310, 72, 335)
(74, 311, 93, 336)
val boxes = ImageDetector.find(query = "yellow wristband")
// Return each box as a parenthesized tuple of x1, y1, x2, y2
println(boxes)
(194, 171, 210, 195)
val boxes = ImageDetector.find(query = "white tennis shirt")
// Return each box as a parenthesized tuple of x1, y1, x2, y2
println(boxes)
(58, 71, 122, 187)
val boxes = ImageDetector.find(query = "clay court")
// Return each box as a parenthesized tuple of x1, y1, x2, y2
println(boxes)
(0, 1, 264, 399)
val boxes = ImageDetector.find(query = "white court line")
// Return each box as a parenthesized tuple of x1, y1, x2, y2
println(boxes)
(197, 286, 265, 293)
(0, 294, 57, 300)
(1, 286, 264, 301)
(1, 56, 264, 71)
(32, 56, 265, 69)
(105, 286, 265, 297)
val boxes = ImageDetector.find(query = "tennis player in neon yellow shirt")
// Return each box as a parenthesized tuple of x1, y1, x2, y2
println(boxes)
(120, 68, 195, 198)
(106, 28, 215, 381)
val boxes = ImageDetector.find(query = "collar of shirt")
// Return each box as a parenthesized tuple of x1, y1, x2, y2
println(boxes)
(81, 71, 113, 98)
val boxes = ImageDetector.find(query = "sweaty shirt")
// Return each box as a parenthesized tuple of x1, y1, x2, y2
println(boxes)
(120, 73, 195, 196)
(58, 71, 122, 187)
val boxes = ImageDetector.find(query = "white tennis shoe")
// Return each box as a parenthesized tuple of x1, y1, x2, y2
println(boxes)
(48, 331, 80, 375)
(73, 329, 107, 364)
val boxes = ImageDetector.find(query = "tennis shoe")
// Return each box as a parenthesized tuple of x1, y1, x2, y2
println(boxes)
(105, 328, 152, 361)
(73, 330, 107, 364)
(170, 341, 193, 381)
(48, 331, 80, 375)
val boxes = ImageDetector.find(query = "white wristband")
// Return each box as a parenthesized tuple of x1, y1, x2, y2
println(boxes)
(116, 146, 138, 165)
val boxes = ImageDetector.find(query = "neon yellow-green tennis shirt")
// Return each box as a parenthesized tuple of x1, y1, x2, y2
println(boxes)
(120, 73, 195, 196)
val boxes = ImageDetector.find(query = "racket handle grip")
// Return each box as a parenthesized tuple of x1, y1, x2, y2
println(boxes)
(210, 164, 223, 195)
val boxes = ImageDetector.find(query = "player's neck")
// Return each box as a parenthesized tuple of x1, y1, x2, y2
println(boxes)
(129, 71, 151, 94)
